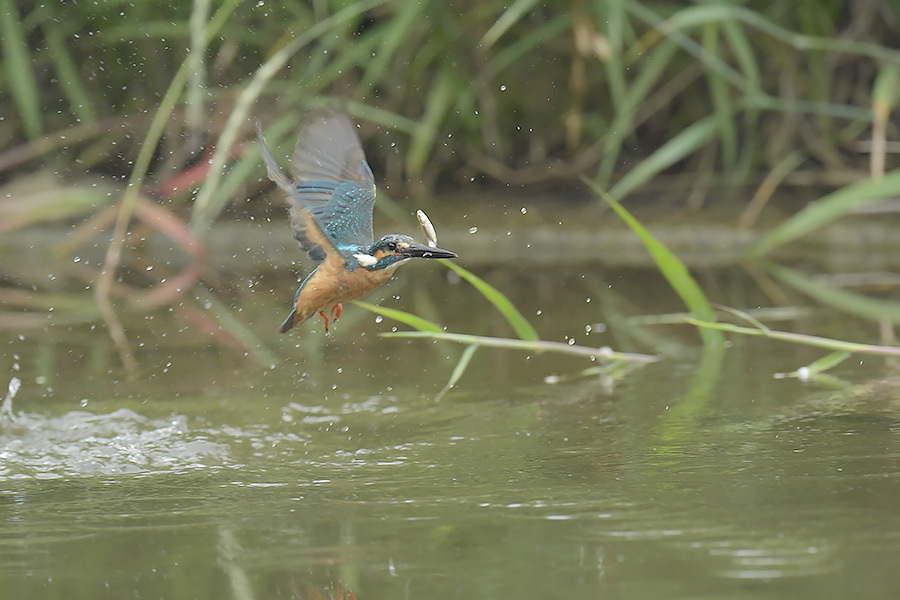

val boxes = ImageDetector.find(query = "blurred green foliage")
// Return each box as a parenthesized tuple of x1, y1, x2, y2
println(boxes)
(2, 0, 899, 203)
(3, 0, 900, 372)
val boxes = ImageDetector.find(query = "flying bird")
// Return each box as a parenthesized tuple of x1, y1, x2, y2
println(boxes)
(257, 111, 457, 333)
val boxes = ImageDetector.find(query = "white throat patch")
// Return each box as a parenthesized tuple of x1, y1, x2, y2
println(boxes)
(353, 252, 378, 267)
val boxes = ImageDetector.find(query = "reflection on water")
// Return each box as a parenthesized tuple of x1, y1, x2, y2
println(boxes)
(1, 263, 900, 599)
(708, 538, 835, 580)
(0, 356, 897, 599)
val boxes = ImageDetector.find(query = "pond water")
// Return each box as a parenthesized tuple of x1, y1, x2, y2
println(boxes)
(1, 255, 899, 599)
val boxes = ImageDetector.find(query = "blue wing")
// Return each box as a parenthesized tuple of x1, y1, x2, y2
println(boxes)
(288, 111, 376, 261)
(257, 112, 375, 263)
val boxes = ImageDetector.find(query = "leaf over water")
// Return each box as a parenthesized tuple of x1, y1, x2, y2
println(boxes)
(441, 261, 540, 342)
(750, 169, 900, 256)
(353, 301, 443, 333)
(583, 177, 723, 348)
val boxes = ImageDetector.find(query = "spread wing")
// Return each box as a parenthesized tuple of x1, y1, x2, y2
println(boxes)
(257, 119, 347, 265)
(257, 112, 376, 262)
(290, 111, 378, 262)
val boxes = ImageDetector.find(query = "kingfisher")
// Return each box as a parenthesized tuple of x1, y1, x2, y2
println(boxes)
(257, 111, 457, 334)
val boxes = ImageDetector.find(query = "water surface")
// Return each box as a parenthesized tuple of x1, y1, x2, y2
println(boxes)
(1, 261, 899, 599)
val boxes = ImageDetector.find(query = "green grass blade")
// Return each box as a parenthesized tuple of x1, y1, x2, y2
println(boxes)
(641, 2, 900, 69)
(721, 17, 761, 186)
(480, 0, 542, 48)
(406, 67, 455, 177)
(358, 0, 427, 94)
(0, 0, 43, 137)
(731, 3, 900, 63)
(484, 14, 570, 79)
(742, 94, 873, 122)
(354, 301, 443, 333)
(703, 23, 736, 171)
(0, 184, 114, 232)
(434, 343, 479, 401)
(44, 20, 97, 124)
(341, 101, 419, 134)
(623, 1, 746, 90)
(686, 318, 900, 356)
(597, 38, 678, 187)
(584, 178, 723, 347)
(442, 261, 539, 341)
(721, 18, 760, 92)
(608, 115, 718, 200)
(805, 351, 851, 375)
(306, 25, 380, 95)
(767, 262, 900, 325)
(599, 0, 627, 113)
(186, 0, 209, 135)
(380, 330, 659, 363)
(874, 65, 900, 112)
(750, 169, 900, 256)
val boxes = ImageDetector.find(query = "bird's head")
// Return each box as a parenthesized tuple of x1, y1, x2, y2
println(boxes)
(353, 234, 457, 271)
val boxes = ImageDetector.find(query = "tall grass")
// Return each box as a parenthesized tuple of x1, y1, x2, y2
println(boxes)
(4, 1, 898, 204)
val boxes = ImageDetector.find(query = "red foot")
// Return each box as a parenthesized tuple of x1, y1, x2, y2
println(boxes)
(317, 304, 344, 334)
(336, 583, 356, 600)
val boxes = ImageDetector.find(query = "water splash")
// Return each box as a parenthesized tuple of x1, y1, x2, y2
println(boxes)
(1, 377, 21, 421)
(0, 408, 230, 481)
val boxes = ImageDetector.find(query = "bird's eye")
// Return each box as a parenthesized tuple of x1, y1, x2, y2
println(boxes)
(386, 241, 397, 252)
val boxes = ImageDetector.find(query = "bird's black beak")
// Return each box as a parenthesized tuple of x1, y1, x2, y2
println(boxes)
(401, 241, 458, 259)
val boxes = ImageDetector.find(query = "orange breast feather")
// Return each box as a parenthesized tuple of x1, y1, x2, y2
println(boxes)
(292, 258, 397, 326)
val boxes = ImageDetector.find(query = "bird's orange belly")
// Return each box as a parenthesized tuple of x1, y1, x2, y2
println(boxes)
(294, 262, 396, 325)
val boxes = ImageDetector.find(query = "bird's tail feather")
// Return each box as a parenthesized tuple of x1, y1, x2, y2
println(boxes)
(278, 308, 298, 334)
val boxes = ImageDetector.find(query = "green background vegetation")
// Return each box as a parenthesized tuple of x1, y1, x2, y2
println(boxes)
(2, 0, 900, 376)
(4, 1, 900, 201)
